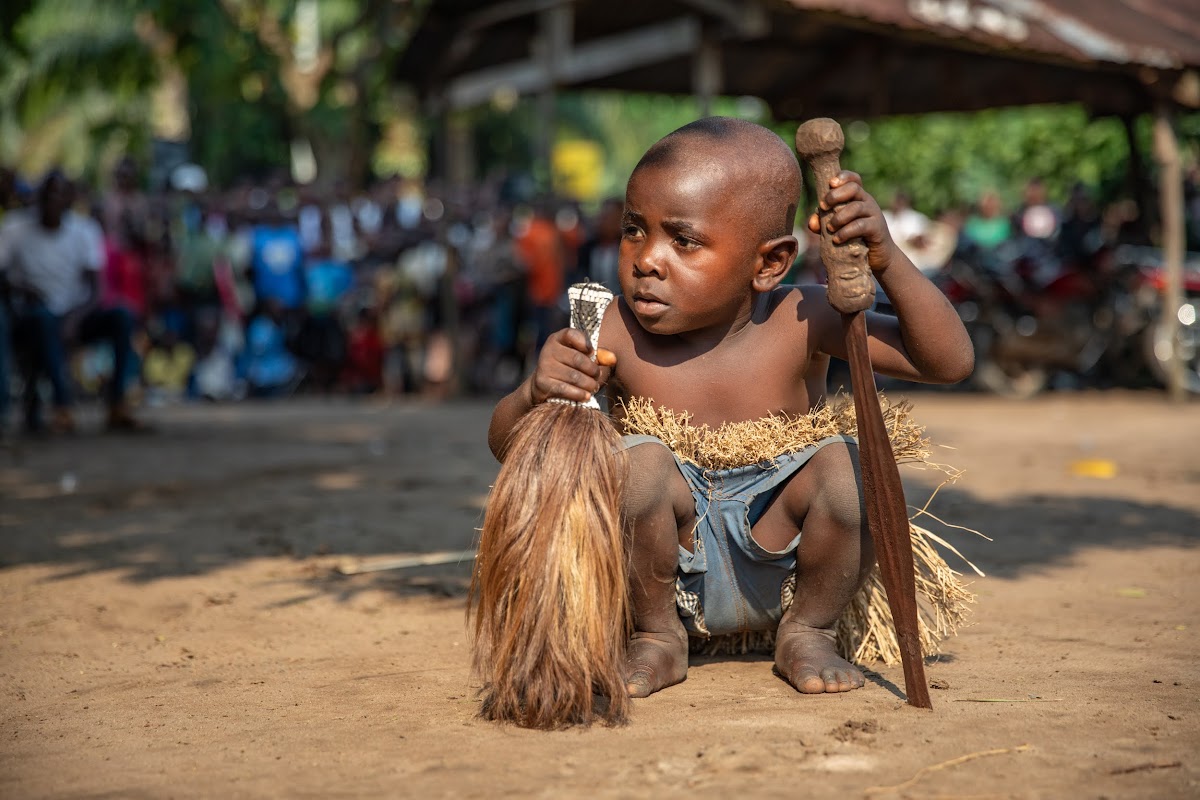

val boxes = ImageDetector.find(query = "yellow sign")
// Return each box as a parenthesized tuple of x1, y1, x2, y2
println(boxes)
(552, 140, 603, 201)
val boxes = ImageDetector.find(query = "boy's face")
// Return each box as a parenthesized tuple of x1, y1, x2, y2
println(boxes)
(619, 159, 762, 338)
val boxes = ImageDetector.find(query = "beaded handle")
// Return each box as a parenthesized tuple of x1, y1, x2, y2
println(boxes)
(566, 282, 614, 409)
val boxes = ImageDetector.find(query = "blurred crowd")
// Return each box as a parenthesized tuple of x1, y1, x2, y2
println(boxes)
(883, 176, 1180, 274)
(0, 159, 628, 437)
(2, 157, 1198, 438)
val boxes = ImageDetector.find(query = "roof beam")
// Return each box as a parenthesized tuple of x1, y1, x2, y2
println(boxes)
(463, 0, 569, 31)
(677, 0, 768, 37)
(440, 16, 702, 110)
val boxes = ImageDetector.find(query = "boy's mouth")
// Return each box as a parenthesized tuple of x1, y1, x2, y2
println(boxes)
(632, 292, 668, 315)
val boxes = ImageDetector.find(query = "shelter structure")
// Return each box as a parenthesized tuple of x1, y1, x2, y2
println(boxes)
(396, 0, 1200, 398)
(400, 0, 1200, 117)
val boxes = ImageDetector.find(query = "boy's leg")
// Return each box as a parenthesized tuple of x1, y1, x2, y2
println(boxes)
(752, 442, 875, 694)
(621, 441, 695, 698)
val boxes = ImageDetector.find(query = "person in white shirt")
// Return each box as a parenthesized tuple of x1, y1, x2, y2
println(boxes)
(0, 170, 143, 433)
(881, 190, 957, 278)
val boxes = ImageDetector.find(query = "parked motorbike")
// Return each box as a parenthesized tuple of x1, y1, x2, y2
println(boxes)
(1108, 245, 1200, 394)
(935, 237, 1128, 397)
(936, 237, 1200, 397)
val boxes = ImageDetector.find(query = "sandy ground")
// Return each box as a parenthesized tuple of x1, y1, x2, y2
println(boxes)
(1, 391, 1197, 799)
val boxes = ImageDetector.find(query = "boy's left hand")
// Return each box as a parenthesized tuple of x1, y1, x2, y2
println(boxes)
(808, 171, 897, 273)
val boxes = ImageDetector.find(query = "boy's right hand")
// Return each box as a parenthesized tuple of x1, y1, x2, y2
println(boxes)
(529, 328, 616, 405)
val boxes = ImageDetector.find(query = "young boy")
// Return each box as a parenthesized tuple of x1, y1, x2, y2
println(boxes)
(488, 118, 973, 700)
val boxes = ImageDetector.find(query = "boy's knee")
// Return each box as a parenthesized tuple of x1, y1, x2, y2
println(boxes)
(622, 441, 680, 519)
(810, 443, 865, 533)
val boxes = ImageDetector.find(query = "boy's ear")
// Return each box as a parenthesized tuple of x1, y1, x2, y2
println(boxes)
(753, 235, 799, 292)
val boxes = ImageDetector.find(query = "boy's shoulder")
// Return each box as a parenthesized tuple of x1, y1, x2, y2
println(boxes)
(752, 285, 842, 334)
(769, 283, 846, 330)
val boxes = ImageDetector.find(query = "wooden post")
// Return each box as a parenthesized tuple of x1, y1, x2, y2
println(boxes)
(445, 111, 473, 189)
(535, 4, 572, 191)
(440, 222, 462, 397)
(692, 30, 722, 117)
(1152, 104, 1186, 403)
(425, 101, 447, 185)
(1122, 114, 1153, 239)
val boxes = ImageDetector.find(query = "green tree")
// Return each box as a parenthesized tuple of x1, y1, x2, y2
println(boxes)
(0, 0, 157, 180)
(1, 0, 429, 187)
(838, 106, 1137, 214)
(193, 0, 428, 185)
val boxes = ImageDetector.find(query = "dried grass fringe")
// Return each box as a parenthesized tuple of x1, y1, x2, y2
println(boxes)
(619, 394, 983, 665)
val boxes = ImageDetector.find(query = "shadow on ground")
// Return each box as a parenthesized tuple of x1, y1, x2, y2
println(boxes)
(1, 399, 1196, 603)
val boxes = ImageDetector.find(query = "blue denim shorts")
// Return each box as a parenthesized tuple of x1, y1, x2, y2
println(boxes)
(623, 433, 857, 637)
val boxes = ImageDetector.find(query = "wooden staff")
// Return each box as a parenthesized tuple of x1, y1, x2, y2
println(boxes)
(795, 118, 932, 710)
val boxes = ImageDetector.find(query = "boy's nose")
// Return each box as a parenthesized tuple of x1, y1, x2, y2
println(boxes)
(633, 246, 667, 278)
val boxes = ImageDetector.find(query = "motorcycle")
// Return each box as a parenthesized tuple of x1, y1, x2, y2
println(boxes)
(1109, 245, 1200, 394)
(937, 237, 1200, 397)
(936, 237, 1123, 397)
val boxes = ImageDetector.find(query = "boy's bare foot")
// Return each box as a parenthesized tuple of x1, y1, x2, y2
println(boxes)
(775, 621, 865, 693)
(624, 630, 688, 698)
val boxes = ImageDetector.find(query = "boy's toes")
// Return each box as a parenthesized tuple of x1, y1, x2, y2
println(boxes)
(623, 632, 688, 698)
(775, 624, 866, 695)
(625, 668, 656, 698)
(793, 665, 828, 694)
(822, 668, 860, 692)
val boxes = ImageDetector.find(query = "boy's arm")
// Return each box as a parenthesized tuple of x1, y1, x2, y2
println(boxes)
(487, 378, 537, 461)
(873, 249, 974, 382)
(487, 328, 616, 461)
(807, 173, 973, 384)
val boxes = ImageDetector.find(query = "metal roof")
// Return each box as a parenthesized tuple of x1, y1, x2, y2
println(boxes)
(786, 1, 1200, 70)
(395, 0, 1200, 117)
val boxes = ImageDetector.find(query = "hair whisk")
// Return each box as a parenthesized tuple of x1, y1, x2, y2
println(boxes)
(470, 284, 631, 728)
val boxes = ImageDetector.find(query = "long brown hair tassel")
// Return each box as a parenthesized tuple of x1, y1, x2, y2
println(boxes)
(469, 284, 631, 728)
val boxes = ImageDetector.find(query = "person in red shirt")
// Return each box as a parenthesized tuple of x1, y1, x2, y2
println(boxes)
(342, 306, 384, 394)
(515, 199, 566, 352)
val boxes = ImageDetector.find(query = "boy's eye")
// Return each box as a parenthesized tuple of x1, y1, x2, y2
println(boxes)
(674, 235, 698, 249)
(622, 225, 642, 239)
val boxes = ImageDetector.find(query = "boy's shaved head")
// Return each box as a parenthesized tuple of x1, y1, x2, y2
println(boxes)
(633, 117, 802, 243)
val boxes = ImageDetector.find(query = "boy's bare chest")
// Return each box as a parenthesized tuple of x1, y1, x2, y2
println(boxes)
(613, 331, 817, 426)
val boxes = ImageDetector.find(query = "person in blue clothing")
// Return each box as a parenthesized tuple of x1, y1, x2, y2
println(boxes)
(295, 240, 354, 391)
(249, 207, 306, 312)
(304, 252, 353, 314)
(242, 298, 300, 397)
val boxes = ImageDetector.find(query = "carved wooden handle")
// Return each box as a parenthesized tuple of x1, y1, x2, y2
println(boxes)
(795, 118, 875, 315)
(795, 117, 932, 710)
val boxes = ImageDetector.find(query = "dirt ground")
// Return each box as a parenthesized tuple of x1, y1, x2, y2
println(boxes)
(1, 391, 1197, 799)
